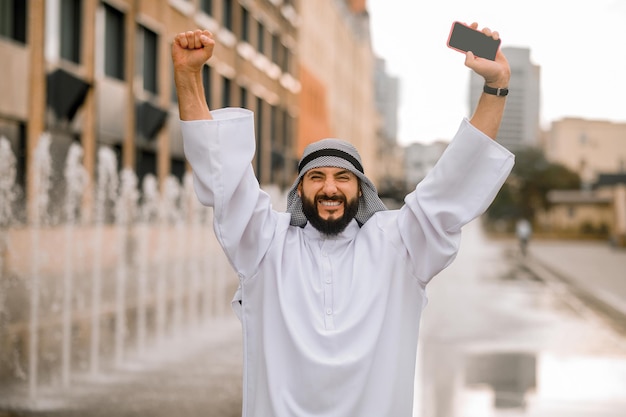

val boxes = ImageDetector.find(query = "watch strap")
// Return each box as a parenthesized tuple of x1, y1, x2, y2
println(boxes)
(483, 84, 509, 96)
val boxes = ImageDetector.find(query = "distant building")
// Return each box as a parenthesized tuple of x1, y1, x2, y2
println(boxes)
(537, 119, 626, 243)
(544, 117, 626, 186)
(374, 57, 404, 200)
(0, 0, 300, 222)
(375, 57, 399, 145)
(297, 0, 381, 185)
(537, 189, 614, 237)
(404, 141, 448, 187)
(470, 47, 540, 151)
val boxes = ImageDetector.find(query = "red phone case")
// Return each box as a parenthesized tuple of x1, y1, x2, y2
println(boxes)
(446, 21, 500, 61)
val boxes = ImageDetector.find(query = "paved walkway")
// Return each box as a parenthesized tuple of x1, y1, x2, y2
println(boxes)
(523, 239, 626, 326)
(2, 236, 625, 417)
(0, 318, 243, 417)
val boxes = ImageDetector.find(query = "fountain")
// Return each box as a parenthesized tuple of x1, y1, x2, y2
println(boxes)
(0, 132, 249, 410)
(136, 174, 158, 355)
(61, 143, 88, 387)
(113, 168, 138, 366)
(89, 146, 118, 377)
(0, 136, 19, 281)
(29, 133, 52, 400)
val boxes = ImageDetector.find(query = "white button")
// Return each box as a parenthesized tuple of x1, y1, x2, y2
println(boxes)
(326, 308, 332, 315)
(325, 277, 331, 283)
(321, 252, 328, 257)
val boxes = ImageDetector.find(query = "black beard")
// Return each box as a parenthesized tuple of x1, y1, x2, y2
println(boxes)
(301, 194, 359, 236)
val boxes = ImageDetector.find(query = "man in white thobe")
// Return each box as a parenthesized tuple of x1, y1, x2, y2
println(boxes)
(172, 25, 514, 417)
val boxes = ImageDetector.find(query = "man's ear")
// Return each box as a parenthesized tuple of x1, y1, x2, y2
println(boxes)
(297, 181, 302, 197)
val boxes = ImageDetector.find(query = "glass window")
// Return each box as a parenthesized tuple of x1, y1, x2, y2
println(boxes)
(223, 0, 233, 31)
(104, 4, 125, 80)
(257, 21, 265, 55)
(255, 97, 264, 180)
(241, 7, 250, 42)
(202, 65, 212, 108)
(239, 85, 247, 108)
(0, 0, 27, 43)
(141, 26, 158, 94)
(60, 0, 82, 63)
(222, 77, 231, 107)
(271, 33, 280, 65)
(200, 0, 212, 16)
(282, 46, 291, 73)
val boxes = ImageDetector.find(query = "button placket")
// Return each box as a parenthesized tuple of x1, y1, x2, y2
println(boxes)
(320, 242, 334, 329)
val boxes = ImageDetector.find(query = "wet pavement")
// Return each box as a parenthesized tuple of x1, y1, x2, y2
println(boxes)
(1, 219, 626, 417)
(524, 239, 626, 332)
(0, 319, 243, 417)
(418, 220, 626, 417)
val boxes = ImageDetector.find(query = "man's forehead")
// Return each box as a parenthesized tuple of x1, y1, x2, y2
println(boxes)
(304, 167, 356, 176)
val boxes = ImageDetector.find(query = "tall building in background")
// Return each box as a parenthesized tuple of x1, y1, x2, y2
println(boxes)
(0, 0, 393, 220)
(374, 57, 405, 199)
(469, 47, 540, 151)
(0, 0, 300, 222)
(297, 0, 381, 185)
(404, 141, 448, 188)
(375, 57, 399, 145)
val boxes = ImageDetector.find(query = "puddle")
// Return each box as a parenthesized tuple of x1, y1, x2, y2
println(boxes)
(433, 350, 626, 417)
(465, 352, 536, 409)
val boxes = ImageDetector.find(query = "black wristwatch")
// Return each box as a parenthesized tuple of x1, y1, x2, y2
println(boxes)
(483, 84, 509, 97)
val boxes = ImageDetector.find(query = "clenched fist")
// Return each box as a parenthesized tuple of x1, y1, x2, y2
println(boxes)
(172, 30, 216, 74)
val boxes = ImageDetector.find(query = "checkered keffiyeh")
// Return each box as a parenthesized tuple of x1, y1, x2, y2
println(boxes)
(287, 138, 388, 227)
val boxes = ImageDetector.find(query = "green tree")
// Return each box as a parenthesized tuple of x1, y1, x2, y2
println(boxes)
(486, 147, 580, 228)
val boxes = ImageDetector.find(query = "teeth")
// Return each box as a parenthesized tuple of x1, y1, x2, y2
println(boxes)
(320, 201, 341, 206)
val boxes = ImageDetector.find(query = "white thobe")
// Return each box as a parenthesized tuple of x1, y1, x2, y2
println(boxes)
(181, 108, 514, 417)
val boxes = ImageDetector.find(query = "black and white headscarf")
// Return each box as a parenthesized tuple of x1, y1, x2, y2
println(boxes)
(286, 138, 388, 227)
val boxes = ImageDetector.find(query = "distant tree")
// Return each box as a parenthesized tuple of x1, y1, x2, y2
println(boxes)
(486, 147, 580, 227)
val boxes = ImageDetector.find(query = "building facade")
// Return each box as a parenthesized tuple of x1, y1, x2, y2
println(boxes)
(374, 57, 405, 200)
(470, 47, 540, 151)
(297, 0, 381, 185)
(403, 141, 448, 188)
(544, 117, 626, 185)
(537, 118, 626, 242)
(0, 0, 300, 223)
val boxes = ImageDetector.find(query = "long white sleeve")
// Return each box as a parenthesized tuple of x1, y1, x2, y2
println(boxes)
(181, 108, 283, 278)
(400, 118, 515, 282)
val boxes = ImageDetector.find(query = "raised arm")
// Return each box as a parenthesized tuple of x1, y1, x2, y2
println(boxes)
(171, 30, 215, 121)
(463, 23, 511, 140)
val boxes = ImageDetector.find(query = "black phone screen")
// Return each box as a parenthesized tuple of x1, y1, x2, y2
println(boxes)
(447, 22, 501, 61)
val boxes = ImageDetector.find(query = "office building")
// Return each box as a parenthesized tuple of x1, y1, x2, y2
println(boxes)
(297, 0, 381, 184)
(0, 0, 300, 222)
(469, 47, 540, 151)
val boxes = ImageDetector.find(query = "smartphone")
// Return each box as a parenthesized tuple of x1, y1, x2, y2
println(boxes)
(446, 21, 501, 61)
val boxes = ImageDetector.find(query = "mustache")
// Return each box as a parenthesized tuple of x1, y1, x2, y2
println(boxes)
(315, 194, 345, 202)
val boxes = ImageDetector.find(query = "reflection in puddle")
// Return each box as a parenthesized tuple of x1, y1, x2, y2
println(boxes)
(465, 352, 536, 409)
(456, 351, 626, 416)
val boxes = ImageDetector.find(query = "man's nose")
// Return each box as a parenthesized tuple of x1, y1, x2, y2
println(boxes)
(322, 178, 338, 194)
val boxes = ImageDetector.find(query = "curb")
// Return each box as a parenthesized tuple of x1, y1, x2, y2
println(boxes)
(522, 255, 626, 335)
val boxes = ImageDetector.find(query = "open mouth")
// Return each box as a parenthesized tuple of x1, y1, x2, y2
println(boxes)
(316, 197, 344, 218)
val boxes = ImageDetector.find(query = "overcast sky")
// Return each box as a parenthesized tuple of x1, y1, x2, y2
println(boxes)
(368, 0, 626, 145)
